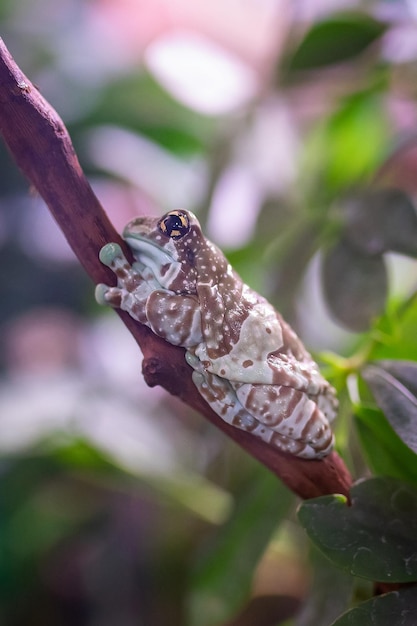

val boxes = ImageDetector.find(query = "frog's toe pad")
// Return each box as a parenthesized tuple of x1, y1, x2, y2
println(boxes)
(186, 351, 204, 372)
(99, 242, 124, 267)
(95, 283, 111, 305)
(95, 283, 123, 307)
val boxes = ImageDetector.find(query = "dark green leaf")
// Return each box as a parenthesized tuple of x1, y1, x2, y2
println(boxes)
(287, 13, 386, 72)
(187, 471, 293, 626)
(322, 239, 387, 331)
(354, 407, 417, 486)
(298, 477, 417, 582)
(330, 587, 417, 626)
(362, 361, 417, 453)
(342, 189, 417, 257)
(366, 360, 417, 401)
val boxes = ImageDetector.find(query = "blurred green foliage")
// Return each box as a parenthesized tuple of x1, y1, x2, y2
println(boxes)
(1, 2, 417, 626)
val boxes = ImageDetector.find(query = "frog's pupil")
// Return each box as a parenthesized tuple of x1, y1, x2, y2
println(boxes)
(161, 212, 189, 239)
(167, 215, 182, 232)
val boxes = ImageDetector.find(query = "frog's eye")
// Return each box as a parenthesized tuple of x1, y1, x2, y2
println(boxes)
(158, 210, 190, 239)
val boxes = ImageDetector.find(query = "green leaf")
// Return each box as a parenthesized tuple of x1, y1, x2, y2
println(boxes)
(362, 361, 417, 454)
(371, 295, 417, 361)
(186, 472, 293, 626)
(51, 437, 127, 473)
(354, 407, 417, 486)
(322, 239, 387, 331)
(330, 587, 417, 626)
(341, 189, 417, 257)
(77, 71, 211, 156)
(298, 477, 417, 582)
(286, 13, 386, 72)
(0, 454, 97, 605)
(304, 92, 389, 193)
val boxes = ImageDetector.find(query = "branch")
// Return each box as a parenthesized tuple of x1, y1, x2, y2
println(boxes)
(0, 38, 352, 500)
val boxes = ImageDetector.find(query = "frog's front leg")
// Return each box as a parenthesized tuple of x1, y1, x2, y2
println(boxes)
(96, 243, 202, 347)
(95, 243, 155, 324)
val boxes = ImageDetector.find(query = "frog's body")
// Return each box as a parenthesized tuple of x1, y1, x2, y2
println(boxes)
(96, 210, 337, 458)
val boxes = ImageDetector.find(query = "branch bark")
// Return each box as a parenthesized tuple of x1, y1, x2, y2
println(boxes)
(0, 38, 352, 500)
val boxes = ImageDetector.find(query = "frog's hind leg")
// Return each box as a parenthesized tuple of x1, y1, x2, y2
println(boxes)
(235, 383, 334, 458)
(190, 364, 324, 459)
(191, 369, 259, 431)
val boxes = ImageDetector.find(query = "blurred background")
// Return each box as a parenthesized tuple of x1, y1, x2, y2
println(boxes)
(1, 1, 417, 624)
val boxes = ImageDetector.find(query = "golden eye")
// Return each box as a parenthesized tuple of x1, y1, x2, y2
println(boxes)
(158, 210, 190, 239)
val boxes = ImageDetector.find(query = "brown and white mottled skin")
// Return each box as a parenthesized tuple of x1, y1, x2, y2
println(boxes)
(96, 210, 337, 458)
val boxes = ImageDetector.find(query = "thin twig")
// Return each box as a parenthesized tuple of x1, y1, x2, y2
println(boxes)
(0, 38, 352, 499)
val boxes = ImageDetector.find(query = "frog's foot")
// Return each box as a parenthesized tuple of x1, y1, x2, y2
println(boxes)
(95, 283, 122, 308)
(100, 243, 137, 295)
(99, 242, 122, 268)
(185, 351, 204, 372)
(99, 242, 134, 281)
(100, 241, 160, 291)
(99, 242, 124, 266)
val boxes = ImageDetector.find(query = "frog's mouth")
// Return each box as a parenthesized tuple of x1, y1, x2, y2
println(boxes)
(124, 234, 182, 288)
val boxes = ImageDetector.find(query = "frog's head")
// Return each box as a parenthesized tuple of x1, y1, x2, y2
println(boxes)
(123, 209, 229, 293)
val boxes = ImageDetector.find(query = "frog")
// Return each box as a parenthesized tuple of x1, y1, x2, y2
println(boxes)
(95, 209, 337, 459)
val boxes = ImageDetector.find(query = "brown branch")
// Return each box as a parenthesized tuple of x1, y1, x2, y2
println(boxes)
(0, 38, 352, 500)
